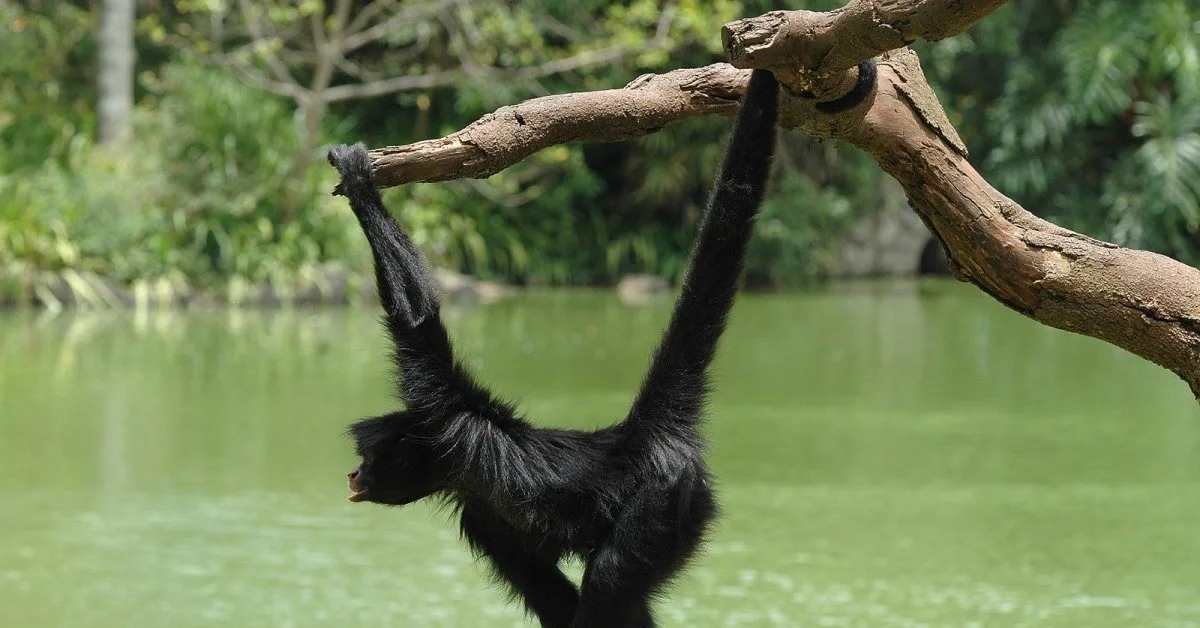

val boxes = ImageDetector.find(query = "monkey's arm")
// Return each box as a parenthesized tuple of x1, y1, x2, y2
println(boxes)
(329, 144, 490, 412)
(624, 69, 779, 426)
(329, 144, 439, 328)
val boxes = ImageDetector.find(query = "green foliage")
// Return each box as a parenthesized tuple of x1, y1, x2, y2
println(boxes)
(1106, 94, 1200, 249)
(0, 150, 166, 277)
(747, 172, 854, 286)
(923, 0, 1200, 263)
(0, 4, 95, 171)
(5, 0, 1200, 296)
(396, 145, 604, 284)
(747, 138, 887, 284)
(598, 117, 729, 282)
(136, 61, 357, 285)
(0, 50, 359, 299)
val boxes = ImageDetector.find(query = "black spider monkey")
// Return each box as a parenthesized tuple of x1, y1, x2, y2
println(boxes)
(328, 68, 802, 627)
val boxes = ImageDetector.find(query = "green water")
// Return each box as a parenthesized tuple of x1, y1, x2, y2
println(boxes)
(1, 281, 1197, 627)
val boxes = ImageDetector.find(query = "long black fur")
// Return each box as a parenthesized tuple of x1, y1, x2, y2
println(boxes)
(813, 59, 877, 114)
(329, 69, 779, 628)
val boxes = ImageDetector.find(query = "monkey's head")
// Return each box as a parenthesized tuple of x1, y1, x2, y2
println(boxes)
(346, 411, 447, 506)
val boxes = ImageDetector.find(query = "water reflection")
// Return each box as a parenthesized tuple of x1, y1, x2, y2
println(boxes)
(1, 281, 1197, 626)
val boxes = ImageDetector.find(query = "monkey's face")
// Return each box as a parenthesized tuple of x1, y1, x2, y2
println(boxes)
(346, 411, 444, 506)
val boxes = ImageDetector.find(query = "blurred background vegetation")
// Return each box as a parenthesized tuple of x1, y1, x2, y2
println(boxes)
(1, 0, 1198, 304)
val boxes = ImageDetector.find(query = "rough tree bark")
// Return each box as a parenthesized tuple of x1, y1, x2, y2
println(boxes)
(358, 0, 1200, 400)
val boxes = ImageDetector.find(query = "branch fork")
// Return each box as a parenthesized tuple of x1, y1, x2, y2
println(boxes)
(359, 0, 1200, 399)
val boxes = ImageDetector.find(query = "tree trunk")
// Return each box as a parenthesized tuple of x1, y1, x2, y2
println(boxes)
(96, 0, 136, 146)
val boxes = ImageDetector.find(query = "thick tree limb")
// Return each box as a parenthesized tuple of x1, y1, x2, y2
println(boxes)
(362, 0, 1200, 398)
(722, 0, 1009, 74)
(368, 64, 747, 188)
(853, 51, 1200, 398)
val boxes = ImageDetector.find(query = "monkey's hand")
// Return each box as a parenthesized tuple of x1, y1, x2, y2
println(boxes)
(328, 143, 374, 197)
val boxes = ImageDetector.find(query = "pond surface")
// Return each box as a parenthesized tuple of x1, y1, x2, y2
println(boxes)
(1, 281, 1198, 627)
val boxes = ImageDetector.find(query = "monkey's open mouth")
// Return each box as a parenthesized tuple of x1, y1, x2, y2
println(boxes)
(347, 472, 369, 502)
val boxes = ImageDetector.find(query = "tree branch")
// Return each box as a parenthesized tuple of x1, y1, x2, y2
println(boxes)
(320, 69, 463, 102)
(366, 64, 747, 188)
(358, 0, 1200, 398)
(722, 0, 1009, 74)
(851, 51, 1200, 397)
(509, 1, 677, 81)
(233, 0, 298, 88)
(214, 52, 307, 99)
(339, 1, 437, 54)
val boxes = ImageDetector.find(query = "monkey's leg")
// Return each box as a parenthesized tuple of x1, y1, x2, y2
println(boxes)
(571, 492, 703, 628)
(571, 542, 660, 628)
(461, 505, 579, 628)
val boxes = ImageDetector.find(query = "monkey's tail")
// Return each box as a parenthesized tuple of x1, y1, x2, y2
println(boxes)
(622, 70, 778, 431)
